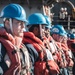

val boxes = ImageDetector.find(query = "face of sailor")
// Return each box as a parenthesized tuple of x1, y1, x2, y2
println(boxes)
(39, 24, 45, 38)
(33, 24, 45, 39)
(4, 19, 25, 37)
(62, 36, 68, 44)
(12, 19, 25, 37)
(45, 28, 50, 38)
(52, 34, 64, 43)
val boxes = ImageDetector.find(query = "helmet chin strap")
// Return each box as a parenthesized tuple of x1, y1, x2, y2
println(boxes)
(39, 25, 43, 40)
(9, 18, 13, 35)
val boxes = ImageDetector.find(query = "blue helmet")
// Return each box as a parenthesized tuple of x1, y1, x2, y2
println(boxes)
(51, 24, 67, 36)
(27, 13, 47, 25)
(70, 33, 75, 39)
(44, 15, 51, 28)
(0, 3, 27, 22)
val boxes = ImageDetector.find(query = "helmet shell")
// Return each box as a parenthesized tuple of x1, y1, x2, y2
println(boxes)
(70, 33, 75, 39)
(44, 15, 51, 28)
(27, 13, 47, 25)
(51, 24, 67, 36)
(0, 3, 27, 22)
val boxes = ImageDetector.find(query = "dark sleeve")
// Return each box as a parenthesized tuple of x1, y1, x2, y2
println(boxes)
(0, 43, 8, 73)
(25, 44, 39, 65)
(0, 61, 8, 73)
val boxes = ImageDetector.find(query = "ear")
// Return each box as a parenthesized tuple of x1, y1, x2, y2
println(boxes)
(34, 27, 40, 34)
(34, 27, 38, 31)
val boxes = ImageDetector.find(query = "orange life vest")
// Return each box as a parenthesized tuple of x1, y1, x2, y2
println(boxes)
(23, 32, 60, 75)
(61, 43, 74, 67)
(67, 39, 75, 52)
(0, 28, 21, 75)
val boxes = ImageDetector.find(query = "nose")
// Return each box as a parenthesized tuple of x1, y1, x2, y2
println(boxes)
(21, 22, 25, 28)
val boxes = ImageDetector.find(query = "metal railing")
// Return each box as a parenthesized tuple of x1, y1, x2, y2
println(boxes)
(52, 15, 75, 30)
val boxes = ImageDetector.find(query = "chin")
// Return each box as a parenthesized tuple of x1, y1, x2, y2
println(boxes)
(18, 33, 23, 37)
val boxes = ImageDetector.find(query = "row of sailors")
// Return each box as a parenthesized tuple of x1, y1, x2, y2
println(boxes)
(0, 3, 75, 75)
